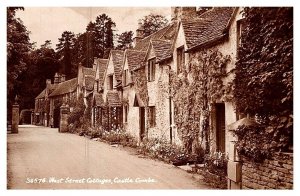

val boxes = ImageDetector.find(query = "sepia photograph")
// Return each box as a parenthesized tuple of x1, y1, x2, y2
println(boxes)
(5, 2, 293, 191)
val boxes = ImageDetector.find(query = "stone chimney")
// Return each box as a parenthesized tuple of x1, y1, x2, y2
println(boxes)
(60, 74, 66, 83)
(93, 57, 98, 71)
(54, 73, 60, 84)
(46, 79, 51, 86)
(171, 7, 197, 21)
(133, 19, 144, 46)
(78, 63, 83, 88)
(45, 79, 52, 98)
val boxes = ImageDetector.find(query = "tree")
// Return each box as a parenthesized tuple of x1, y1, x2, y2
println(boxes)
(71, 14, 116, 68)
(56, 31, 75, 78)
(40, 40, 52, 48)
(94, 14, 116, 57)
(140, 14, 168, 37)
(115, 31, 134, 50)
(17, 40, 59, 110)
(7, 7, 32, 120)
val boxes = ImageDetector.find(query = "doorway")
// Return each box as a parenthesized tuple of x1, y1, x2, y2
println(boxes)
(53, 107, 60, 128)
(139, 107, 145, 141)
(215, 103, 225, 153)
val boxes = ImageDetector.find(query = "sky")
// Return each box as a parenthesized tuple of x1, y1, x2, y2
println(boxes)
(15, 7, 171, 49)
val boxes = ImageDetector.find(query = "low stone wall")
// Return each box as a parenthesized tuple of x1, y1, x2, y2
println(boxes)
(242, 152, 293, 189)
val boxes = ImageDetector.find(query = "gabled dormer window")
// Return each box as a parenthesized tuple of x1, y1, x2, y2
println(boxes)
(177, 46, 185, 74)
(148, 58, 156, 82)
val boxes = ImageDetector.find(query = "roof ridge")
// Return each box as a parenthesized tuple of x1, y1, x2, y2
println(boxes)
(126, 49, 146, 53)
(139, 23, 171, 41)
(151, 39, 171, 43)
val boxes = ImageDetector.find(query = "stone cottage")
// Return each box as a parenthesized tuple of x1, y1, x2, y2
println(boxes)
(121, 49, 147, 141)
(34, 78, 57, 126)
(48, 76, 77, 128)
(171, 7, 242, 154)
(91, 58, 108, 127)
(99, 50, 124, 130)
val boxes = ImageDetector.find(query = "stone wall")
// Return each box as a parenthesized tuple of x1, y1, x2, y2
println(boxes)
(242, 152, 293, 189)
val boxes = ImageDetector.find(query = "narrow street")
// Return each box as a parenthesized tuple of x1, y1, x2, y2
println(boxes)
(7, 125, 211, 189)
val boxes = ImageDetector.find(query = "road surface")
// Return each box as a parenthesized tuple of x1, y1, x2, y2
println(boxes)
(7, 125, 211, 189)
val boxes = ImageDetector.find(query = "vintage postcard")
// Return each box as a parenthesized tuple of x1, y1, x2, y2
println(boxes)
(6, 5, 293, 190)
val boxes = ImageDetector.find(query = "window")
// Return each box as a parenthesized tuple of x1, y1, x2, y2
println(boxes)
(237, 19, 245, 57)
(124, 105, 129, 123)
(148, 106, 156, 128)
(123, 69, 129, 86)
(177, 46, 185, 73)
(148, 58, 156, 81)
(96, 80, 99, 92)
(107, 75, 113, 90)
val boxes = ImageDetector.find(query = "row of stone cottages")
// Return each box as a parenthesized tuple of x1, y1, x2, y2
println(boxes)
(34, 7, 242, 154)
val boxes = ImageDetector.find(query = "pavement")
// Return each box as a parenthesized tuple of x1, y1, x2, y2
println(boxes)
(7, 125, 211, 189)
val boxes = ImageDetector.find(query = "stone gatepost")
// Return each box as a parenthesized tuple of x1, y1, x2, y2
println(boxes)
(11, 103, 19, 134)
(59, 104, 70, 133)
(31, 111, 34, 124)
(227, 140, 242, 189)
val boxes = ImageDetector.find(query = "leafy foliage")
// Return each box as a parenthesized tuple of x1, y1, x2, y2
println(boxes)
(232, 114, 293, 162)
(233, 7, 293, 161)
(17, 40, 59, 109)
(234, 7, 293, 116)
(170, 49, 231, 154)
(140, 14, 168, 37)
(56, 31, 75, 77)
(7, 7, 32, 119)
(115, 31, 134, 50)
(68, 94, 85, 129)
(204, 151, 227, 176)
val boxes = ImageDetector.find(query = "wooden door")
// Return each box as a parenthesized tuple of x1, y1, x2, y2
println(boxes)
(216, 103, 225, 153)
(139, 107, 145, 141)
(53, 107, 60, 128)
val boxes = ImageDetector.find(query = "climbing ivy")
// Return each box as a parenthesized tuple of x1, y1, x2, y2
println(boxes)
(234, 7, 293, 116)
(131, 68, 149, 106)
(170, 49, 231, 154)
(233, 8, 293, 160)
(131, 68, 150, 135)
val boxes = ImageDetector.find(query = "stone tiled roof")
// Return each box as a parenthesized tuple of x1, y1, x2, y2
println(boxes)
(36, 89, 46, 99)
(82, 67, 96, 77)
(93, 93, 104, 107)
(151, 40, 173, 63)
(96, 58, 108, 85)
(49, 78, 77, 97)
(182, 7, 235, 51)
(134, 22, 179, 51)
(126, 50, 147, 71)
(35, 84, 57, 99)
(106, 91, 121, 107)
(84, 75, 95, 91)
(111, 50, 124, 82)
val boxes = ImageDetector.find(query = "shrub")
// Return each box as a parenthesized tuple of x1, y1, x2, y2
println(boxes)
(204, 151, 228, 177)
(137, 138, 199, 165)
(99, 127, 137, 147)
(68, 94, 85, 131)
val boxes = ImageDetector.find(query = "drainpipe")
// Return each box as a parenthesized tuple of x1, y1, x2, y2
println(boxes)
(168, 65, 172, 144)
